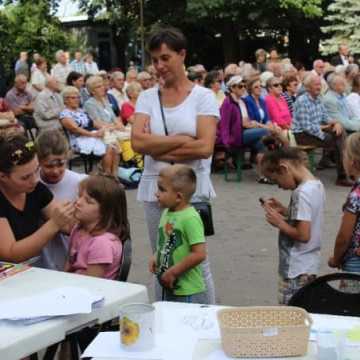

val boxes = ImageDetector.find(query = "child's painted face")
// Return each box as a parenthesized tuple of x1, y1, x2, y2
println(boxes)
(155, 176, 178, 209)
(39, 154, 67, 184)
(75, 188, 101, 225)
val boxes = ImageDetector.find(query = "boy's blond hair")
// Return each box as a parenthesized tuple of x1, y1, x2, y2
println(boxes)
(159, 164, 196, 201)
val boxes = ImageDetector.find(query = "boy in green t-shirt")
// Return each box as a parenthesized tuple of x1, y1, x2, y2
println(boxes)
(149, 164, 210, 303)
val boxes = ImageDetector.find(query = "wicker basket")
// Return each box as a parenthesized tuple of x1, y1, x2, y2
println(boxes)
(217, 306, 312, 358)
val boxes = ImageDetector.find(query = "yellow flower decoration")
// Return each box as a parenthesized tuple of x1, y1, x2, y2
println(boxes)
(25, 141, 34, 150)
(120, 316, 140, 346)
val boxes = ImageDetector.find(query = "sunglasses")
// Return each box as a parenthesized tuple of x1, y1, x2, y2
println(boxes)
(235, 84, 245, 89)
(66, 96, 80, 99)
(272, 83, 282, 88)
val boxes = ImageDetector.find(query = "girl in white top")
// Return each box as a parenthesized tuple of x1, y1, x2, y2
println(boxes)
(260, 140, 325, 305)
(132, 27, 219, 303)
(30, 57, 49, 98)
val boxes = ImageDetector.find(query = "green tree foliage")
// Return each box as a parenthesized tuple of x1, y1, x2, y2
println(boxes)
(0, 0, 76, 77)
(184, 0, 323, 64)
(186, 0, 322, 19)
(321, 0, 360, 55)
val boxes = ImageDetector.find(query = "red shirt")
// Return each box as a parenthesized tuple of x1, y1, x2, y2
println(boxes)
(0, 98, 9, 113)
(120, 102, 135, 125)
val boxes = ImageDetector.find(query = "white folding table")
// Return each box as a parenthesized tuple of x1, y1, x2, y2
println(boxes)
(0, 267, 148, 360)
(92, 301, 360, 360)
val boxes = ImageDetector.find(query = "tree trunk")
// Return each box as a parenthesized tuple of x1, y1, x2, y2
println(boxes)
(221, 21, 239, 64)
(288, 22, 321, 68)
(112, 28, 128, 71)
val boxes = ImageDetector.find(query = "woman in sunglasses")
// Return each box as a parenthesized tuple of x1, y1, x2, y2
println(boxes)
(265, 76, 292, 130)
(219, 75, 277, 183)
(0, 134, 74, 263)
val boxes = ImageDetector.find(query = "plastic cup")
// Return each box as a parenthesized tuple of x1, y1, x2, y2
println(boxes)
(119, 303, 155, 351)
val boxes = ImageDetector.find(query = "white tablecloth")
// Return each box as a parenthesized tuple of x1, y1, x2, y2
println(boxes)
(93, 301, 360, 360)
(0, 267, 148, 359)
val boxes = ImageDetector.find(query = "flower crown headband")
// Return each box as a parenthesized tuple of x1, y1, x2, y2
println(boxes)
(10, 141, 35, 165)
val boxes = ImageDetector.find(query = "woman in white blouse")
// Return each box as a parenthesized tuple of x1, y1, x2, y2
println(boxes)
(132, 27, 218, 304)
(30, 57, 49, 98)
(346, 74, 360, 120)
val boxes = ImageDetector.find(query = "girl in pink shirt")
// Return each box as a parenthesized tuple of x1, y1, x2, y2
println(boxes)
(265, 77, 292, 129)
(65, 175, 130, 279)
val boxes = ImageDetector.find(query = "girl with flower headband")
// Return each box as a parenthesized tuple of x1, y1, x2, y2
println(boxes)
(0, 134, 74, 263)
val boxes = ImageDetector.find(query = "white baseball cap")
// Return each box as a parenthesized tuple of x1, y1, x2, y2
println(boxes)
(226, 75, 243, 88)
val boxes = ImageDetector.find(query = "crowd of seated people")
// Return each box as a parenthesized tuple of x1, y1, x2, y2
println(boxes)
(2, 43, 360, 186)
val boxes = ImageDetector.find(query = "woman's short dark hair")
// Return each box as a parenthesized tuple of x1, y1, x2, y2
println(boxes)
(282, 75, 298, 90)
(147, 27, 187, 53)
(204, 70, 220, 88)
(0, 134, 36, 173)
(246, 77, 260, 94)
(66, 71, 84, 86)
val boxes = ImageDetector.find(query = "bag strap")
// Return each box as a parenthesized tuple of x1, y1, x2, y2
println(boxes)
(158, 89, 169, 136)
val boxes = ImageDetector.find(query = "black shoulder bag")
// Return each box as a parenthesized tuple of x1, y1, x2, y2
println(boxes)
(158, 89, 215, 236)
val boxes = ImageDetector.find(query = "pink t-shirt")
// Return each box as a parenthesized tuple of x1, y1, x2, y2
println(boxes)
(265, 94, 292, 129)
(68, 225, 122, 280)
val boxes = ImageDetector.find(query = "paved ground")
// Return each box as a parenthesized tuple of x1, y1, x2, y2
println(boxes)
(126, 166, 349, 306)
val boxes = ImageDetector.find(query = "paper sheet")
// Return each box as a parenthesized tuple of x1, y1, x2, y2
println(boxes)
(310, 313, 360, 341)
(81, 332, 197, 360)
(81, 332, 163, 359)
(0, 286, 104, 321)
(158, 305, 222, 340)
